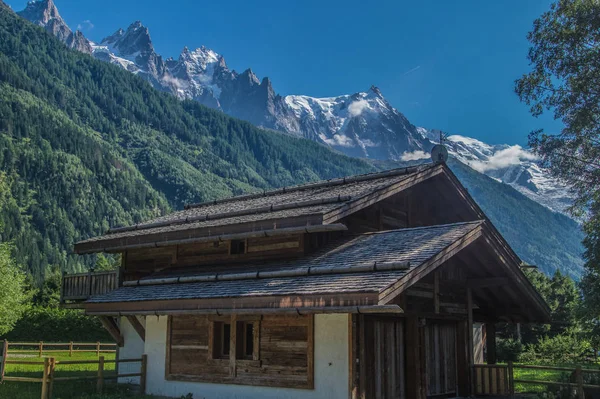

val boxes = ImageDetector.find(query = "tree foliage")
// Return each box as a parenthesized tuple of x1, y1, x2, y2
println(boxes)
(515, 0, 600, 329)
(0, 242, 28, 335)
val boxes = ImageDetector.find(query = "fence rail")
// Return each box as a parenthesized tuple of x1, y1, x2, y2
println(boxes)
(3, 340, 116, 357)
(474, 362, 600, 398)
(62, 270, 118, 302)
(0, 354, 147, 399)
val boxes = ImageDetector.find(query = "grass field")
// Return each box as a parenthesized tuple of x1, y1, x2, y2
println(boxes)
(0, 351, 154, 399)
(513, 363, 600, 396)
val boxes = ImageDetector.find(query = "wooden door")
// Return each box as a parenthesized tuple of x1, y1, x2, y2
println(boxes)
(363, 317, 406, 399)
(424, 321, 457, 397)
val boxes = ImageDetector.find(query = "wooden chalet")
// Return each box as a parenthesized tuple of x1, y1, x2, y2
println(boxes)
(64, 162, 550, 399)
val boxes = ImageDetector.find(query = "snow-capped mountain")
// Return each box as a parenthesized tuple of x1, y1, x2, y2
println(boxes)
(17, 0, 574, 215)
(415, 128, 574, 214)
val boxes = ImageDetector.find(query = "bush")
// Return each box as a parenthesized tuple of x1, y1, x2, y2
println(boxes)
(497, 338, 524, 362)
(519, 332, 592, 364)
(3, 306, 111, 342)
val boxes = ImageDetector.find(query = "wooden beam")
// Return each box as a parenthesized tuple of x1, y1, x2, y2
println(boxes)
(434, 271, 440, 314)
(405, 316, 425, 399)
(125, 316, 145, 342)
(485, 322, 497, 364)
(467, 288, 474, 394)
(467, 277, 510, 289)
(98, 317, 123, 347)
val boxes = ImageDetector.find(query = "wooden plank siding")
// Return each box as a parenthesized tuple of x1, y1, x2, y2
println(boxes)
(124, 234, 306, 281)
(165, 314, 314, 389)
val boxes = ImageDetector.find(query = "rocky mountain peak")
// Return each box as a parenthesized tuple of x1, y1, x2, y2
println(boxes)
(369, 85, 383, 98)
(104, 21, 154, 56)
(18, 0, 71, 42)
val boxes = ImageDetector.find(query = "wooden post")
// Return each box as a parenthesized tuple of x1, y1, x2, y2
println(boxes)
(485, 322, 497, 364)
(69, 342, 73, 357)
(39, 341, 44, 358)
(140, 354, 147, 395)
(576, 365, 584, 399)
(433, 271, 440, 314)
(0, 339, 7, 383)
(466, 288, 474, 395)
(96, 356, 105, 394)
(507, 361, 515, 399)
(40, 357, 50, 399)
(96, 342, 100, 357)
(87, 270, 93, 298)
(47, 357, 56, 399)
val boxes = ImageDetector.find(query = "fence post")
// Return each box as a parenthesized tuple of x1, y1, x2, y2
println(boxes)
(96, 342, 100, 357)
(507, 361, 514, 399)
(1, 339, 7, 383)
(69, 342, 73, 357)
(140, 354, 147, 394)
(47, 357, 56, 399)
(40, 357, 50, 399)
(39, 341, 43, 358)
(576, 366, 584, 399)
(97, 356, 104, 394)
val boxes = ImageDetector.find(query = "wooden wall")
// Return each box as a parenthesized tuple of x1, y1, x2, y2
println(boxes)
(123, 234, 306, 280)
(166, 314, 314, 389)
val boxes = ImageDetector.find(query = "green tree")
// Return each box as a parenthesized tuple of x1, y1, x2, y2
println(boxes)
(0, 242, 28, 335)
(515, 0, 600, 330)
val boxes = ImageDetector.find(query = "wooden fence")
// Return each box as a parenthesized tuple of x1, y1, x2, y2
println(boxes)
(0, 354, 147, 399)
(3, 340, 117, 357)
(62, 270, 118, 302)
(474, 362, 600, 398)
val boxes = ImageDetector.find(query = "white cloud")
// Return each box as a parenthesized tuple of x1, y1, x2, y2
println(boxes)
(400, 150, 430, 161)
(348, 99, 369, 117)
(320, 133, 355, 148)
(469, 145, 539, 173)
(162, 75, 186, 90)
(77, 20, 94, 31)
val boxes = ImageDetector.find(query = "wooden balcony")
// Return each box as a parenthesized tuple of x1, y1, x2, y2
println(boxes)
(61, 270, 119, 305)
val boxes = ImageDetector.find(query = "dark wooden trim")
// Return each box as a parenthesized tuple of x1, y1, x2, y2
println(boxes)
(84, 292, 377, 314)
(358, 314, 366, 399)
(98, 317, 123, 347)
(405, 316, 425, 399)
(125, 316, 145, 342)
(349, 314, 356, 399)
(307, 315, 315, 389)
(165, 316, 172, 380)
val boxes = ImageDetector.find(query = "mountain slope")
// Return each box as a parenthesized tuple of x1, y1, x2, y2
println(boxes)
(0, 1, 374, 282)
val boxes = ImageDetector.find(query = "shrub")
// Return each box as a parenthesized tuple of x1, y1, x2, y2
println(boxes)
(519, 332, 592, 364)
(3, 306, 111, 342)
(496, 338, 524, 362)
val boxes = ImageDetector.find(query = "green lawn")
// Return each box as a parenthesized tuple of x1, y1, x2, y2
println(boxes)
(513, 363, 600, 395)
(0, 351, 155, 399)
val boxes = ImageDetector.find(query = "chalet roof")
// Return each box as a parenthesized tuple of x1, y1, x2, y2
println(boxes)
(86, 221, 482, 304)
(74, 164, 444, 254)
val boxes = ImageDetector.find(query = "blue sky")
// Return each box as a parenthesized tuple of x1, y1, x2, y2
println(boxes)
(7, 0, 562, 146)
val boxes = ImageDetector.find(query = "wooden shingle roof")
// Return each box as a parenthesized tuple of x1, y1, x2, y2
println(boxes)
(74, 163, 444, 253)
(85, 221, 482, 305)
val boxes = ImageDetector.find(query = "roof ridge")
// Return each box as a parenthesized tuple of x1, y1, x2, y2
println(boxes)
(350, 220, 484, 237)
(107, 195, 351, 235)
(183, 163, 433, 210)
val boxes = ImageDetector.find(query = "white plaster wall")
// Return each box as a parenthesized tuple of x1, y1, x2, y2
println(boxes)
(118, 316, 145, 384)
(143, 314, 350, 399)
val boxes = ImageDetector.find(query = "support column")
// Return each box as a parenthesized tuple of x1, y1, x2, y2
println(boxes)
(485, 322, 497, 364)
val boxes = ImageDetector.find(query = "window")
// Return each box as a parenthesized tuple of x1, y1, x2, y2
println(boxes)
(212, 321, 231, 359)
(230, 239, 246, 255)
(236, 321, 255, 360)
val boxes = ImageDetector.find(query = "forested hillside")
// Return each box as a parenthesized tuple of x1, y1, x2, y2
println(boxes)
(0, 2, 374, 282)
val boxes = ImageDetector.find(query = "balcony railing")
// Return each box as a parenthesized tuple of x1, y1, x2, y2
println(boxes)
(61, 270, 119, 303)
